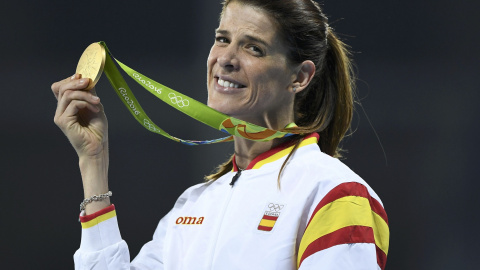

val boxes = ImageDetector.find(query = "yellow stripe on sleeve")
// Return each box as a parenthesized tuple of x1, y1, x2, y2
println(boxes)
(81, 210, 117, 229)
(373, 211, 390, 255)
(298, 196, 389, 265)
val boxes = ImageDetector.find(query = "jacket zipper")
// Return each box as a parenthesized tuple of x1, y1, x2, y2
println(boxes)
(230, 169, 242, 187)
(209, 171, 242, 269)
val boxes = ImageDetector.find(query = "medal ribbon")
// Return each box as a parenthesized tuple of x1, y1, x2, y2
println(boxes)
(100, 41, 296, 145)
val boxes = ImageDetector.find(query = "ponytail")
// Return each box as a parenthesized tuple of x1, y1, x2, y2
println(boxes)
(287, 28, 355, 158)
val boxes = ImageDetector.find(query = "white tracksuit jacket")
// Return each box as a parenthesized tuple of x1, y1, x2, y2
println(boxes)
(74, 133, 389, 270)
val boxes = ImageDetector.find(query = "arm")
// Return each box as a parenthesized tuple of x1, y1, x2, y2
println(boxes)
(297, 181, 389, 270)
(52, 75, 177, 269)
(52, 74, 109, 214)
(52, 75, 131, 268)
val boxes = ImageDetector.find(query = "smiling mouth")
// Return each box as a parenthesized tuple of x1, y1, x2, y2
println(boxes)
(216, 77, 246, 89)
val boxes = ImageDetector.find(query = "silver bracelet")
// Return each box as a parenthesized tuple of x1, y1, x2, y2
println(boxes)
(80, 191, 112, 211)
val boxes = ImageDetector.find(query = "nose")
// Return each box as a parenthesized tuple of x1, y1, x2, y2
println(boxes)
(217, 47, 240, 71)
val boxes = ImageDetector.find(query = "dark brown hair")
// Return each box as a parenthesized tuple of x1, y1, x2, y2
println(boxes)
(206, 0, 355, 181)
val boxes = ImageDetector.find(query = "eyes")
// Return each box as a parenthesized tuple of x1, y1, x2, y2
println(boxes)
(247, 45, 263, 55)
(215, 36, 228, 44)
(215, 36, 264, 57)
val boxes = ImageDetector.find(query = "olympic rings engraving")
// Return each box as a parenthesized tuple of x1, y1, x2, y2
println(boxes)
(268, 203, 284, 212)
(168, 92, 190, 108)
(143, 119, 160, 133)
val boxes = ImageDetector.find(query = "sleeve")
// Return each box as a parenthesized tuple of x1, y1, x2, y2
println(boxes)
(297, 181, 389, 270)
(74, 205, 130, 269)
(73, 205, 170, 270)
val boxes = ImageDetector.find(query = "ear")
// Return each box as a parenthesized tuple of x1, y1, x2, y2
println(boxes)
(291, 60, 315, 94)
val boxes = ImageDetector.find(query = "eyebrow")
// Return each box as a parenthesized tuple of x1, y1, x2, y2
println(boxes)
(215, 29, 271, 48)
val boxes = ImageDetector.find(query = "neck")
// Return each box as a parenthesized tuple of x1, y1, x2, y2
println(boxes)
(230, 104, 296, 169)
(233, 136, 291, 170)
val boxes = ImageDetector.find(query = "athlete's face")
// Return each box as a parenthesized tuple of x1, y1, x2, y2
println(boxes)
(207, 2, 297, 127)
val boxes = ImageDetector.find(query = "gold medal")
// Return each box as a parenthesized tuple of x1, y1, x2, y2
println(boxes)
(75, 43, 106, 90)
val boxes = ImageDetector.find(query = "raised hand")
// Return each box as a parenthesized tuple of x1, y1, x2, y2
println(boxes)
(52, 74, 108, 158)
(52, 74, 110, 213)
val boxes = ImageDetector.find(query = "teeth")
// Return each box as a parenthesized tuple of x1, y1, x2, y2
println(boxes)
(218, 78, 241, 88)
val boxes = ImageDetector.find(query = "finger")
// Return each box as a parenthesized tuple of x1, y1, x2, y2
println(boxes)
(52, 74, 79, 99)
(89, 87, 105, 112)
(55, 89, 101, 118)
(90, 87, 98, 96)
(57, 77, 91, 101)
(64, 100, 101, 119)
(54, 100, 101, 128)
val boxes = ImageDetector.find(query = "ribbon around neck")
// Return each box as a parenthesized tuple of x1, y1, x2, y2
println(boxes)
(99, 41, 297, 145)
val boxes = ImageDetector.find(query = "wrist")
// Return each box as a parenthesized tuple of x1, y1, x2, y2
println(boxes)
(84, 199, 111, 215)
(80, 191, 112, 211)
(79, 151, 109, 199)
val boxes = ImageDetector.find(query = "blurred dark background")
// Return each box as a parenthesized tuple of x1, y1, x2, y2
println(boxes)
(1, 0, 479, 269)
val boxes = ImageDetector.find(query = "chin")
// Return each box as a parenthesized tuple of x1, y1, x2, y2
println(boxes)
(210, 104, 231, 115)
(207, 96, 229, 114)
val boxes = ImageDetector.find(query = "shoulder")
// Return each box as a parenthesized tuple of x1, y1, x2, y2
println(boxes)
(289, 145, 389, 269)
(287, 144, 383, 203)
(292, 143, 356, 177)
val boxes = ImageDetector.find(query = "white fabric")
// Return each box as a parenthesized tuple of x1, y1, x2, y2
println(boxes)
(299, 243, 379, 270)
(74, 142, 384, 269)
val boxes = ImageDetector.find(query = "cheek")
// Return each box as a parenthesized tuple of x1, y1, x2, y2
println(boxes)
(206, 55, 216, 86)
(269, 64, 292, 87)
(207, 46, 217, 70)
(256, 67, 289, 90)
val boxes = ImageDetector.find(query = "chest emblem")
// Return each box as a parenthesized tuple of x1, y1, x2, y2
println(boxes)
(258, 203, 285, 232)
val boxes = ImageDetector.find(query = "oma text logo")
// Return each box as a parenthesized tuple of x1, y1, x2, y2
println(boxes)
(176, 216, 204, 225)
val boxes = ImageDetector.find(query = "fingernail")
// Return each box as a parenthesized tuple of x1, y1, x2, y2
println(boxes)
(79, 79, 85, 84)
(92, 95, 99, 100)
(71, 74, 76, 80)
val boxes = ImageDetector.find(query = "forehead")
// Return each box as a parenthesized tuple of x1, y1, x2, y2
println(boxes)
(219, 2, 280, 41)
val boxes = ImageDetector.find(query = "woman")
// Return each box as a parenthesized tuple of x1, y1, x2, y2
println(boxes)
(52, 0, 389, 269)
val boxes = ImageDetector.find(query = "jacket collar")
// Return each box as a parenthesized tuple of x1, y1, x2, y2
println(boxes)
(232, 133, 319, 172)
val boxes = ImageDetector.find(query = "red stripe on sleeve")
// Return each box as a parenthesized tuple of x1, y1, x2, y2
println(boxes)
(305, 182, 388, 229)
(368, 195, 388, 225)
(376, 245, 387, 270)
(299, 225, 375, 268)
(79, 204, 115, 223)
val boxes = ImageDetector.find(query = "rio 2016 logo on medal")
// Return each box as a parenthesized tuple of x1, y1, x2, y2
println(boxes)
(76, 43, 106, 91)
